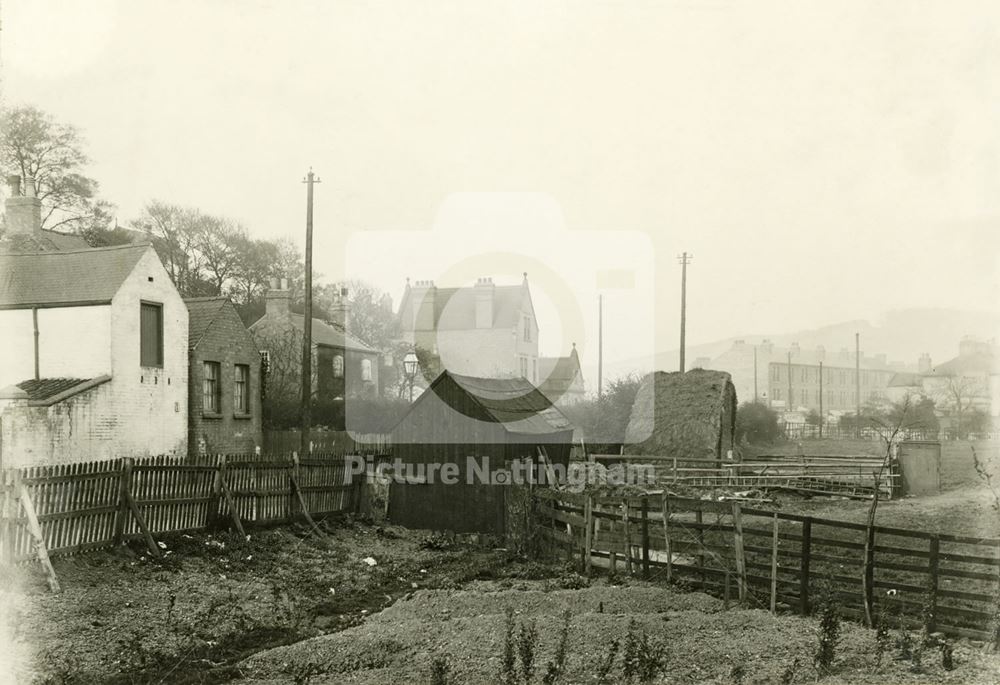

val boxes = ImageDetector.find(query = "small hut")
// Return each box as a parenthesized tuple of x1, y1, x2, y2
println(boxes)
(624, 369, 737, 465)
(389, 371, 574, 535)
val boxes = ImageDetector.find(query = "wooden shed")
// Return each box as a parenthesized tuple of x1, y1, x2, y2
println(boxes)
(389, 371, 574, 535)
(623, 369, 737, 465)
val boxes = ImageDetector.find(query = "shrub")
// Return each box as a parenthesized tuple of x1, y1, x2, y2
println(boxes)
(518, 620, 539, 683)
(940, 641, 955, 671)
(500, 608, 517, 685)
(735, 402, 782, 445)
(621, 619, 667, 683)
(429, 655, 451, 685)
(542, 610, 571, 685)
(596, 640, 620, 685)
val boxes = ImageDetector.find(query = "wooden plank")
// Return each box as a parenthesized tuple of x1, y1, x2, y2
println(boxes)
(732, 502, 746, 601)
(584, 495, 593, 577)
(927, 535, 940, 633)
(662, 497, 672, 584)
(641, 497, 650, 579)
(770, 513, 778, 614)
(18, 484, 60, 593)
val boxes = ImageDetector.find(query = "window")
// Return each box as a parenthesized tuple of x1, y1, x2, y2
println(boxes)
(234, 364, 250, 414)
(203, 361, 221, 413)
(361, 358, 373, 382)
(801, 367, 807, 382)
(259, 350, 270, 373)
(519, 356, 528, 378)
(333, 355, 344, 378)
(523, 315, 532, 342)
(140, 302, 163, 367)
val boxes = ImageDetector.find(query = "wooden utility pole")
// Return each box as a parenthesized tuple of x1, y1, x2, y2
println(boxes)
(855, 332, 861, 439)
(597, 294, 603, 399)
(300, 169, 320, 457)
(678, 252, 692, 372)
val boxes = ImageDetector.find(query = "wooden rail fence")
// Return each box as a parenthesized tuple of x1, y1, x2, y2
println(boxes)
(533, 489, 1000, 642)
(591, 454, 898, 499)
(0, 453, 363, 575)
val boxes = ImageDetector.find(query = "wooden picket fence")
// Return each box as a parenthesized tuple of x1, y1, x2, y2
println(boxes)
(532, 489, 1000, 642)
(0, 453, 364, 578)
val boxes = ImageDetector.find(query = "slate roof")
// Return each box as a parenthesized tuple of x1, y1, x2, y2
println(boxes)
(0, 244, 150, 308)
(931, 350, 999, 377)
(0, 229, 90, 254)
(888, 372, 922, 388)
(0, 376, 112, 405)
(441, 372, 573, 435)
(398, 283, 528, 331)
(249, 312, 377, 353)
(184, 297, 230, 349)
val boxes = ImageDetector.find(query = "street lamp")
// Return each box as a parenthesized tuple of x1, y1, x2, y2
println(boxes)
(402, 351, 419, 402)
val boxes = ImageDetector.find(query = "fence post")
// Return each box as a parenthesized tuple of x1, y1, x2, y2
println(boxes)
(641, 497, 650, 579)
(1, 473, 12, 563)
(113, 458, 132, 545)
(583, 495, 593, 577)
(731, 501, 746, 602)
(695, 508, 705, 588)
(661, 496, 672, 584)
(623, 499, 633, 575)
(17, 479, 60, 593)
(863, 524, 875, 626)
(799, 518, 812, 616)
(770, 513, 779, 614)
(208, 455, 223, 530)
(927, 535, 940, 634)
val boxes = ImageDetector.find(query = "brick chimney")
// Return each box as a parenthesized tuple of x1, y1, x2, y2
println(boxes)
(5, 175, 42, 238)
(265, 277, 290, 318)
(474, 277, 495, 329)
(332, 287, 350, 329)
(918, 353, 932, 374)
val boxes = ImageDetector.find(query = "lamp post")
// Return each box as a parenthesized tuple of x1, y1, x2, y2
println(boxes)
(403, 351, 419, 403)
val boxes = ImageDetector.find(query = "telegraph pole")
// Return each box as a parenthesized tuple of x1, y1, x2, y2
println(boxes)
(300, 169, 320, 457)
(678, 252, 692, 372)
(597, 294, 603, 400)
(855, 332, 861, 439)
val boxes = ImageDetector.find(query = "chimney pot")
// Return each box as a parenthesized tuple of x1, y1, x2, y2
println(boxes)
(4, 176, 42, 238)
(6, 175, 20, 196)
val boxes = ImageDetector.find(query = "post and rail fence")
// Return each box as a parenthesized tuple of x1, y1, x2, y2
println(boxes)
(531, 488, 1000, 642)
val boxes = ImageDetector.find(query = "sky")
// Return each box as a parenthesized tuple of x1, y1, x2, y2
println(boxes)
(3, 1, 999, 375)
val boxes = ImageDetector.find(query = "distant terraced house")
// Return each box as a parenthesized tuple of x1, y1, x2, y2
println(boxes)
(0, 184, 188, 467)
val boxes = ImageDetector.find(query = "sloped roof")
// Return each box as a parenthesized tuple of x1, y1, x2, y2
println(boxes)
(931, 350, 999, 377)
(0, 229, 90, 254)
(404, 371, 574, 436)
(249, 311, 377, 353)
(0, 376, 112, 405)
(0, 244, 150, 309)
(624, 369, 736, 458)
(398, 283, 528, 331)
(184, 296, 230, 349)
(538, 348, 583, 396)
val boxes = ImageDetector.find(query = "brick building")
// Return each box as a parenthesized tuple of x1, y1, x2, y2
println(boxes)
(249, 279, 381, 411)
(0, 241, 188, 467)
(396, 274, 539, 383)
(185, 297, 262, 455)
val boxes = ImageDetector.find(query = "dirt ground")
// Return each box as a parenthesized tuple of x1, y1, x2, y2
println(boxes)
(0, 517, 569, 684)
(235, 581, 1000, 684)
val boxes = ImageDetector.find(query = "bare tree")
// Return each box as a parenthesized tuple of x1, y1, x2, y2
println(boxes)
(0, 105, 116, 233)
(934, 374, 986, 438)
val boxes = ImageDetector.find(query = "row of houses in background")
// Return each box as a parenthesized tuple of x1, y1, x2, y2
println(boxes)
(701, 335, 998, 427)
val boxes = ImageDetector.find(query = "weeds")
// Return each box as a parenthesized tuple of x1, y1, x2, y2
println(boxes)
(728, 649, 749, 684)
(621, 619, 667, 683)
(813, 595, 839, 673)
(596, 640, 620, 685)
(779, 658, 799, 685)
(872, 600, 892, 672)
(542, 610, 571, 685)
(940, 641, 955, 671)
(518, 620, 539, 683)
(500, 607, 517, 685)
(429, 655, 452, 685)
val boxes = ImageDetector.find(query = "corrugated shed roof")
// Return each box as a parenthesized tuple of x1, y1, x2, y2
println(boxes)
(398, 283, 527, 331)
(0, 244, 150, 308)
(184, 297, 229, 349)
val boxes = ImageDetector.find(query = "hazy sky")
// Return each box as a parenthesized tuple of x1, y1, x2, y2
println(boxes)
(3, 1, 998, 371)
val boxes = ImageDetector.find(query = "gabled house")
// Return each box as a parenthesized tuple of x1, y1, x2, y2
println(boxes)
(397, 274, 539, 382)
(537, 344, 586, 406)
(249, 279, 381, 420)
(185, 297, 262, 456)
(0, 242, 188, 467)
